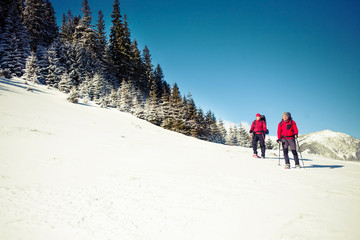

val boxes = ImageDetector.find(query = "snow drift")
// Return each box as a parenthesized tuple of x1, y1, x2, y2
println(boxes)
(1, 78, 360, 240)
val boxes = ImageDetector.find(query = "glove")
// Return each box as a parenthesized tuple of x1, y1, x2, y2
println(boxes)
(294, 134, 298, 139)
(276, 139, 281, 143)
(249, 130, 253, 133)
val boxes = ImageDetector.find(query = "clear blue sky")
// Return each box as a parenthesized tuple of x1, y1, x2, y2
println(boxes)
(51, 0, 360, 138)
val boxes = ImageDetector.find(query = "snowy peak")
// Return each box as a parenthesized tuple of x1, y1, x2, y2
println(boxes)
(299, 130, 360, 161)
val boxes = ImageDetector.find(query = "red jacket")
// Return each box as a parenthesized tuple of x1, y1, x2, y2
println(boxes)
(251, 120, 267, 134)
(277, 120, 298, 139)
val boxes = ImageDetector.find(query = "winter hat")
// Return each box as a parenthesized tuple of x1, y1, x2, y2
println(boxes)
(256, 113, 261, 117)
(283, 112, 291, 118)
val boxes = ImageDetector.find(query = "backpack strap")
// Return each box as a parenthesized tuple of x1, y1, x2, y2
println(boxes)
(281, 119, 293, 128)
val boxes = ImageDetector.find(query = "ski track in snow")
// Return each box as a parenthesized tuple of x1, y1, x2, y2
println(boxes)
(0, 78, 360, 240)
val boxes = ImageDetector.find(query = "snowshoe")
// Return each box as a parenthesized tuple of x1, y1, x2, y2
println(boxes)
(295, 165, 301, 169)
(253, 154, 260, 158)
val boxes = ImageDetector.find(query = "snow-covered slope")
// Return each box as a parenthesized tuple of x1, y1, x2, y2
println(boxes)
(299, 130, 360, 161)
(1, 78, 360, 240)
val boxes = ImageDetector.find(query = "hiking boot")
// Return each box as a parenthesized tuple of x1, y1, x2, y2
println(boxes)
(261, 156, 265, 159)
(253, 154, 260, 158)
(285, 164, 290, 169)
(295, 165, 301, 169)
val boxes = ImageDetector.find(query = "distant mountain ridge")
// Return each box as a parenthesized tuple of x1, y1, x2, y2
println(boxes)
(299, 130, 360, 161)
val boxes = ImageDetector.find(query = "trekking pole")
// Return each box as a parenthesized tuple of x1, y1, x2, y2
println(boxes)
(278, 141, 281, 166)
(296, 138, 305, 168)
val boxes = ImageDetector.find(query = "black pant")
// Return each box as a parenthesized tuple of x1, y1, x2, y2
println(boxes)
(252, 133, 265, 157)
(282, 138, 299, 165)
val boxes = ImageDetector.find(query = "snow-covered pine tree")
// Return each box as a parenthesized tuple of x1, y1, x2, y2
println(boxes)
(183, 93, 198, 137)
(73, 0, 98, 55)
(67, 42, 89, 86)
(109, 0, 132, 84)
(23, 0, 57, 51)
(167, 83, 185, 133)
(35, 46, 49, 84)
(205, 111, 221, 143)
(46, 39, 66, 87)
(217, 120, 227, 144)
(78, 77, 91, 101)
(23, 51, 39, 83)
(131, 94, 146, 119)
(238, 123, 251, 148)
(194, 107, 208, 140)
(117, 79, 133, 112)
(159, 86, 171, 128)
(226, 126, 239, 146)
(0, 1, 30, 77)
(145, 80, 161, 125)
(108, 88, 118, 107)
(42, 0, 58, 46)
(266, 138, 274, 150)
(58, 71, 73, 93)
(67, 86, 79, 103)
(91, 72, 108, 101)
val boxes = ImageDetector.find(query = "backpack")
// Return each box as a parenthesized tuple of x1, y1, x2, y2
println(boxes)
(252, 115, 269, 135)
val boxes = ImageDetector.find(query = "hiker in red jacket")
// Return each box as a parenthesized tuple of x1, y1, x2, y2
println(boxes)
(250, 113, 267, 158)
(277, 112, 300, 169)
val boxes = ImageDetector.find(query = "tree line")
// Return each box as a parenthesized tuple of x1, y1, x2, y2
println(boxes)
(0, 0, 276, 147)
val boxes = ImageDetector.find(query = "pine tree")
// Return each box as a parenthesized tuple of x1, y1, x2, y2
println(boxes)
(168, 83, 185, 132)
(117, 80, 133, 112)
(78, 77, 91, 101)
(35, 46, 49, 84)
(142, 45, 153, 90)
(91, 72, 107, 100)
(153, 64, 165, 97)
(67, 86, 79, 103)
(131, 94, 145, 119)
(145, 80, 161, 125)
(80, 0, 92, 27)
(60, 10, 77, 41)
(266, 138, 274, 150)
(217, 120, 227, 144)
(58, 71, 73, 93)
(46, 39, 66, 87)
(73, 0, 98, 55)
(238, 123, 251, 147)
(42, 0, 58, 45)
(96, 10, 107, 58)
(129, 39, 144, 87)
(184, 93, 198, 136)
(0, 2, 30, 77)
(23, 51, 39, 83)
(23, 0, 57, 51)
(160, 86, 171, 128)
(227, 126, 239, 146)
(109, 0, 131, 83)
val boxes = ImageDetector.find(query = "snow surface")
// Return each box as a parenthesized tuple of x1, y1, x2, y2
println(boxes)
(299, 130, 360, 161)
(1, 77, 360, 240)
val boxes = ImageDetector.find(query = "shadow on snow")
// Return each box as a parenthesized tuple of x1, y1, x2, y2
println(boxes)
(0, 78, 48, 95)
(304, 164, 344, 169)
